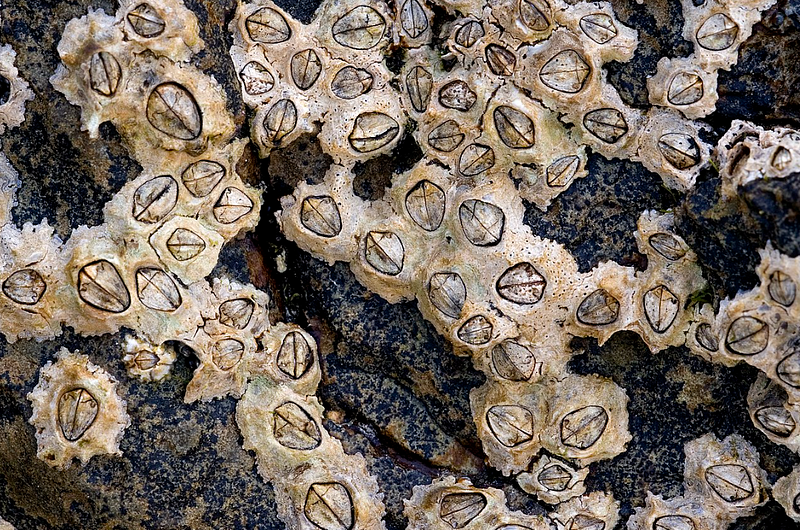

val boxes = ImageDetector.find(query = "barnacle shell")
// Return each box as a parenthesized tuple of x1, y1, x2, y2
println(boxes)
(122, 335, 176, 381)
(747, 373, 800, 452)
(550, 491, 620, 530)
(517, 454, 589, 504)
(0, 45, 34, 135)
(774, 465, 800, 523)
(27, 349, 130, 469)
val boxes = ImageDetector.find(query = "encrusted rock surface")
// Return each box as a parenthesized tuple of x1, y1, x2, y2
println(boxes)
(1, 0, 800, 529)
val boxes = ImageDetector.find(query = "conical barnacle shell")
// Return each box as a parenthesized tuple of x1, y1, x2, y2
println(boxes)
(626, 492, 724, 530)
(647, 56, 719, 120)
(774, 465, 800, 523)
(747, 373, 800, 452)
(549, 491, 620, 530)
(517, 454, 589, 505)
(27, 348, 130, 469)
(116, 0, 203, 61)
(122, 335, 176, 381)
(404, 476, 507, 530)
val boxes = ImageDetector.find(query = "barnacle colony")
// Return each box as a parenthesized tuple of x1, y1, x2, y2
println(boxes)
(1, 0, 799, 528)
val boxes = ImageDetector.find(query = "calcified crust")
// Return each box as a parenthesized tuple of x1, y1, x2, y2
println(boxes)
(0, 45, 34, 136)
(627, 433, 769, 530)
(27, 348, 131, 469)
(647, 0, 777, 119)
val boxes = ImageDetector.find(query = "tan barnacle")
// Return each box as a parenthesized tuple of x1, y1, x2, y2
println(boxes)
(27, 349, 130, 469)
(470, 380, 547, 474)
(257, 322, 321, 396)
(774, 465, 800, 523)
(116, 0, 202, 61)
(626, 493, 713, 530)
(569, 84, 644, 160)
(555, 1, 639, 63)
(747, 373, 800, 452)
(567, 262, 636, 345)
(404, 476, 509, 530)
(0, 221, 66, 342)
(714, 121, 800, 189)
(682, 433, 768, 517)
(647, 56, 719, 120)
(549, 491, 620, 530)
(149, 217, 225, 283)
(237, 378, 385, 530)
(540, 374, 630, 465)
(122, 335, 176, 381)
(488, 0, 554, 43)
(0, 45, 34, 135)
(394, 0, 433, 46)
(637, 109, 710, 191)
(517, 454, 589, 505)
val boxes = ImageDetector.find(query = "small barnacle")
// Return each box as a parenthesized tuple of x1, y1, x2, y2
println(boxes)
(485, 44, 516, 76)
(89, 51, 122, 97)
(166, 228, 206, 260)
(182, 159, 226, 197)
(579, 13, 618, 44)
(428, 120, 465, 152)
(647, 57, 718, 119)
(493, 106, 535, 149)
(127, 3, 166, 38)
(2, 268, 46, 305)
(213, 187, 255, 224)
(538, 50, 590, 94)
(304, 482, 355, 530)
(438, 80, 477, 111)
(146, 82, 203, 141)
(724, 315, 769, 356)
(492, 340, 536, 381)
(348, 112, 400, 153)
(245, 7, 292, 43)
(517, 454, 589, 505)
(290, 49, 323, 91)
(277, 330, 314, 379)
(560, 405, 608, 450)
(768, 270, 796, 307)
(331, 6, 387, 50)
(755, 406, 795, 437)
(454, 20, 484, 48)
(583, 108, 628, 144)
(772, 146, 793, 171)
(212, 337, 245, 371)
(135, 267, 182, 311)
(132, 175, 179, 224)
(667, 72, 704, 106)
(405, 477, 509, 530)
(496, 263, 546, 305)
(405, 180, 446, 231)
(406, 66, 433, 113)
(519, 0, 551, 31)
(331, 66, 374, 99)
(695, 323, 719, 352)
(643, 285, 680, 333)
(27, 349, 130, 469)
(301, 196, 343, 237)
(649, 233, 687, 261)
(458, 315, 493, 345)
(239, 61, 275, 95)
(576, 289, 620, 326)
(776, 344, 800, 389)
(399, 0, 429, 39)
(122, 335, 176, 381)
(546, 156, 581, 187)
(263, 99, 298, 143)
(658, 133, 701, 170)
(77, 259, 131, 313)
(458, 144, 495, 176)
(459, 199, 504, 246)
(273, 401, 322, 450)
(695, 13, 739, 51)
(439, 492, 487, 528)
(428, 272, 467, 319)
(364, 231, 405, 275)
(549, 492, 620, 530)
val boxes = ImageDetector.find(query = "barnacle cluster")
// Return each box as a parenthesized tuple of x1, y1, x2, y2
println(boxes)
(628, 433, 769, 530)
(1, 0, 799, 527)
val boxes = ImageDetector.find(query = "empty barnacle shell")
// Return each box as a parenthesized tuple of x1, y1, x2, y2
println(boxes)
(239, 61, 275, 95)
(485, 44, 516, 76)
(77, 260, 131, 313)
(181, 159, 226, 197)
(579, 13, 618, 44)
(290, 49, 323, 91)
(400, 0, 428, 38)
(213, 187, 254, 224)
(519, 0, 551, 31)
(546, 156, 581, 187)
(348, 112, 399, 153)
(2, 268, 46, 305)
(405, 180, 445, 231)
(212, 338, 245, 371)
(146, 82, 202, 140)
(135, 267, 182, 311)
(245, 7, 291, 43)
(459, 199, 504, 246)
(492, 340, 536, 381)
(331, 6, 386, 50)
(438, 80, 477, 111)
(364, 231, 404, 275)
(89, 51, 122, 97)
(263, 99, 298, 143)
(725, 316, 769, 355)
(428, 120, 465, 152)
(493, 106, 535, 149)
(560, 405, 608, 450)
(768, 271, 796, 307)
(576, 289, 619, 326)
(458, 315, 493, 345)
(273, 401, 322, 450)
(643, 285, 679, 333)
(772, 146, 793, 171)
(458, 144, 495, 176)
(406, 66, 433, 113)
(301, 196, 342, 237)
(304, 482, 355, 530)
(583, 108, 628, 144)
(127, 3, 165, 38)
(27, 349, 130, 469)
(649, 233, 687, 261)
(696, 13, 739, 51)
(439, 492, 487, 528)
(277, 331, 313, 379)
(486, 405, 534, 447)
(132, 175, 178, 224)
(454, 20, 484, 47)
(330, 66, 373, 99)
(428, 272, 466, 319)
(218, 298, 255, 329)
(496, 263, 546, 304)
(539, 50, 590, 93)
(658, 133, 701, 170)
(667, 72, 704, 106)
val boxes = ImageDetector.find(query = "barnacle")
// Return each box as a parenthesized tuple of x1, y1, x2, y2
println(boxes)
(26, 348, 131, 469)
(774, 464, 800, 523)
(517, 454, 589, 504)
(122, 334, 176, 381)
(0, 44, 34, 136)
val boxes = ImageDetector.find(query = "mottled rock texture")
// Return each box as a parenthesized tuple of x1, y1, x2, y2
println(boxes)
(1, 0, 800, 529)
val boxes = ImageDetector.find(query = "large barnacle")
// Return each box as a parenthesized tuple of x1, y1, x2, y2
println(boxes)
(27, 348, 131, 469)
